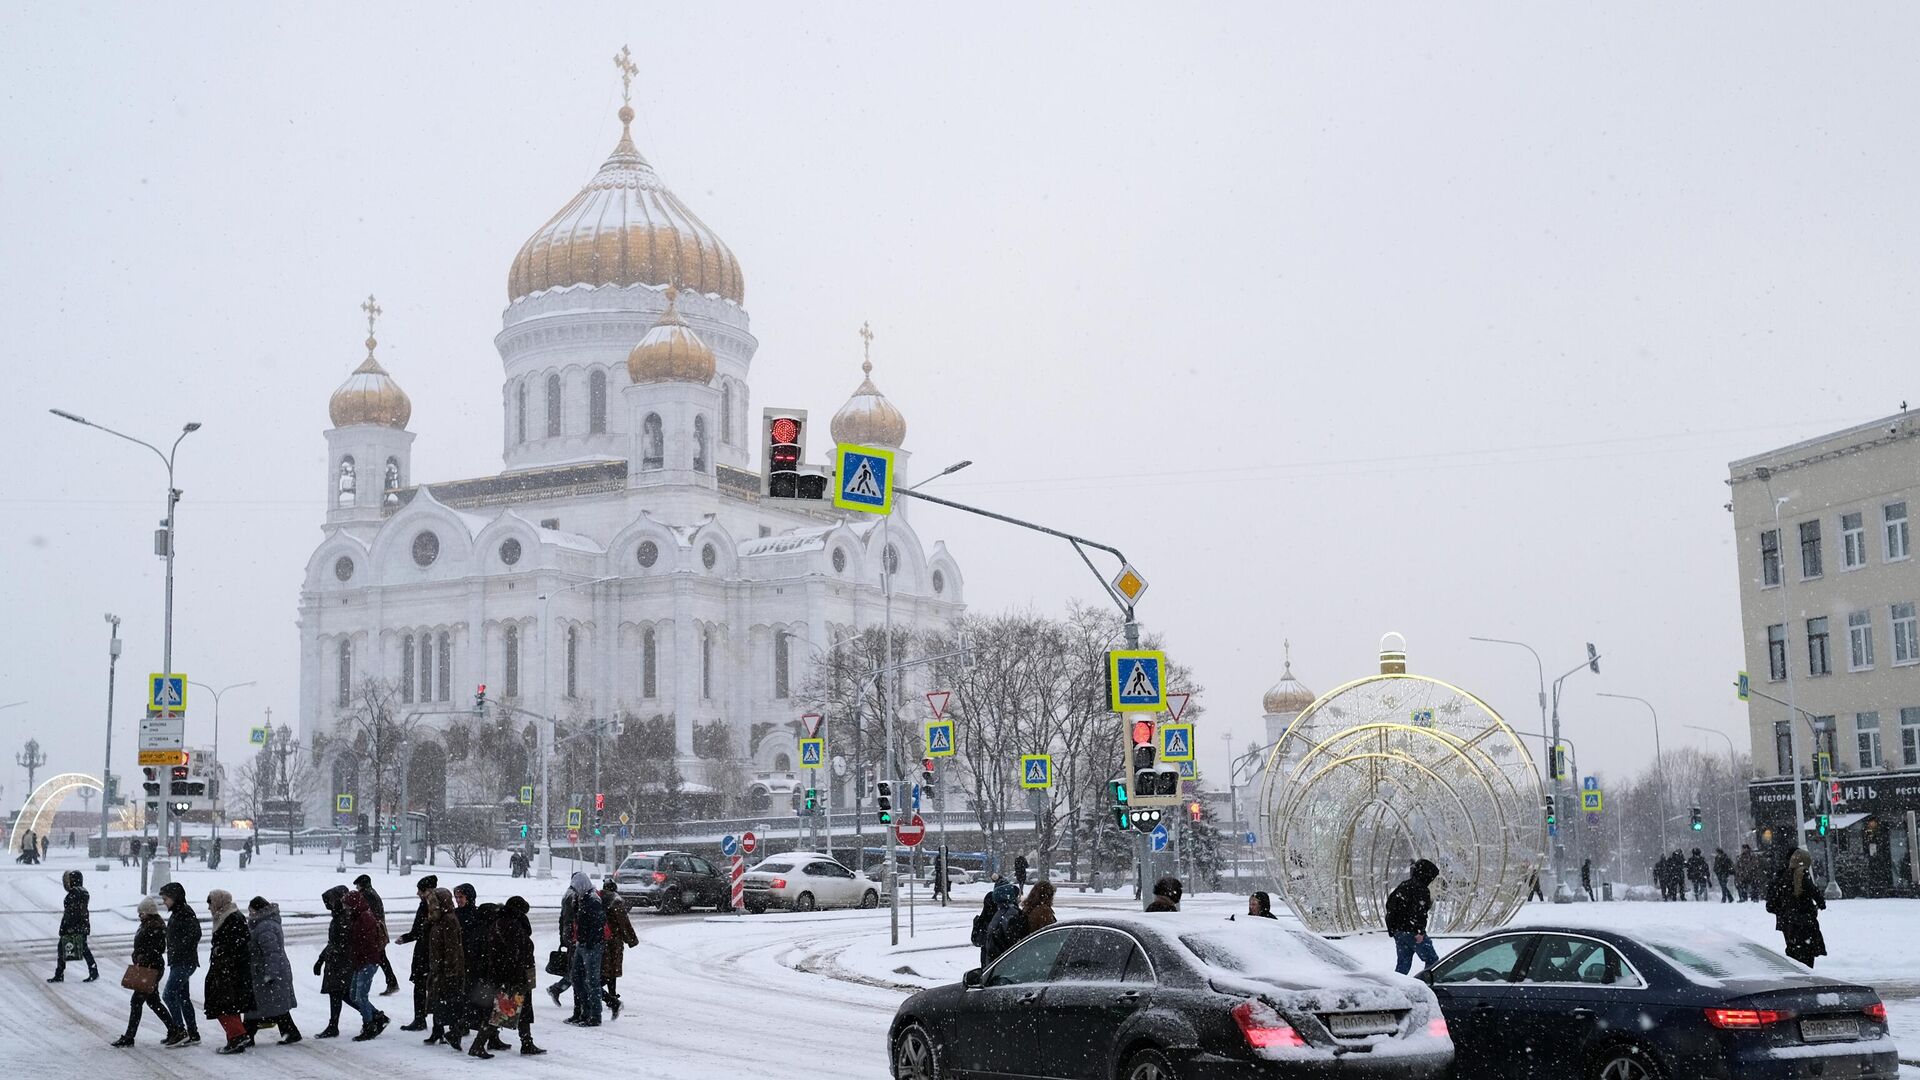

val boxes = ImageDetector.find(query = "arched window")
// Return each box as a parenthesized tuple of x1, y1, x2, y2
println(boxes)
(565, 625, 579, 699)
(337, 456, 357, 508)
(642, 413, 664, 470)
(401, 633, 416, 704)
(503, 624, 520, 698)
(773, 630, 790, 699)
(419, 632, 434, 703)
(701, 630, 713, 700)
(384, 457, 402, 492)
(515, 382, 527, 445)
(642, 628, 657, 699)
(773, 753, 791, 773)
(546, 373, 562, 437)
(337, 639, 353, 707)
(721, 382, 734, 445)
(589, 369, 607, 434)
(437, 631, 451, 702)
(694, 415, 709, 471)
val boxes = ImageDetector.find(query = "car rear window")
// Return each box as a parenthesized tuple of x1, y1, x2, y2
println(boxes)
(1641, 933, 1812, 983)
(620, 857, 658, 871)
(754, 860, 794, 874)
(1182, 922, 1363, 976)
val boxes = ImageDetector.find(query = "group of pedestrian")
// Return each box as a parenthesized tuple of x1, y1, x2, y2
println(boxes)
(971, 875, 1065, 966)
(543, 872, 638, 1032)
(1651, 847, 1746, 902)
(15, 830, 48, 864)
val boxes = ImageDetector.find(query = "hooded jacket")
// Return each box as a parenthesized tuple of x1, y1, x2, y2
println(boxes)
(465, 901, 499, 1000)
(317, 886, 353, 996)
(58, 870, 90, 935)
(1145, 877, 1184, 913)
(396, 875, 439, 978)
(131, 902, 168, 973)
(602, 885, 639, 979)
(160, 882, 201, 970)
(570, 872, 606, 945)
(1021, 880, 1058, 935)
(1385, 859, 1439, 935)
(981, 882, 1028, 963)
(493, 896, 536, 993)
(1249, 891, 1278, 918)
(425, 887, 465, 1006)
(202, 891, 256, 1018)
(342, 889, 386, 970)
(244, 901, 298, 1019)
(1768, 849, 1828, 958)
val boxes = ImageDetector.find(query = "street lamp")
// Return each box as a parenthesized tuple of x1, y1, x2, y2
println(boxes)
(187, 680, 255, 859)
(1597, 692, 1671, 859)
(97, 616, 122, 872)
(1686, 724, 1742, 852)
(51, 408, 201, 891)
(536, 574, 619, 879)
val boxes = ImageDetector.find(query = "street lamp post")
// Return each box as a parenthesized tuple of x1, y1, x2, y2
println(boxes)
(1597, 692, 1671, 861)
(97, 616, 122, 872)
(1472, 637, 1592, 900)
(51, 409, 200, 891)
(188, 680, 255, 862)
(536, 575, 618, 880)
(1686, 724, 1742, 853)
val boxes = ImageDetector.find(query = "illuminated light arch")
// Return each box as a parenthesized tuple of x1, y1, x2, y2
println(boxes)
(9, 773, 103, 854)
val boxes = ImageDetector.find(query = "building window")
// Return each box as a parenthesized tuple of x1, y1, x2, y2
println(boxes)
(503, 624, 520, 698)
(337, 639, 353, 708)
(565, 626, 579, 699)
(1848, 610, 1875, 671)
(1767, 623, 1788, 682)
(1894, 602, 1919, 665)
(1842, 512, 1867, 569)
(334, 556, 355, 582)
(1807, 617, 1831, 677)
(1904, 707, 1920, 769)
(774, 631, 790, 699)
(545, 373, 562, 437)
(831, 548, 847, 574)
(637, 540, 659, 569)
(702, 543, 717, 570)
(412, 530, 440, 568)
(1799, 520, 1823, 579)
(932, 569, 946, 595)
(721, 382, 734, 445)
(437, 631, 451, 701)
(701, 630, 713, 700)
(883, 544, 899, 577)
(419, 632, 434, 702)
(1774, 721, 1793, 776)
(589, 369, 607, 434)
(515, 381, 527, 445)
(694, 415, 709, 471)
(642, 414, 664, 470)
(401, 633, 416, 704)
(642, 628, 657, 699)
(1759, 529, 1781, 587)
(499, 538, 522, 566)
(1889, 502, 1912, 561)
(1858, 712, 1883, 770)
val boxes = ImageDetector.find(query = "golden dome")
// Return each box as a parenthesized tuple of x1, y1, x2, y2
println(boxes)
(831, 359, 908, 448)
(508, 105, 745, 305)
(627, 285, 716, 383)
(329, 338, 411, 429)
(1262, 646, 1314, 715)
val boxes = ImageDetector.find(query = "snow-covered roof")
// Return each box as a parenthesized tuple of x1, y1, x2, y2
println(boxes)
(738, 526, 833, 558)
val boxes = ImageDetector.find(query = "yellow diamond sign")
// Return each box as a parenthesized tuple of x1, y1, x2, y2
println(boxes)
(1112, 564, 1148, 604)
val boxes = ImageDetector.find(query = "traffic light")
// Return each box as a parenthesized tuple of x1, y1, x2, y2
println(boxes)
(922, 759, 936, 804)
(762, 410, 827, 499)
(474, 684, 487, 714)
(1131, 719, 1156, 746)
(876, 781, 895, 825)
(1690, 806, 1703, 832)
(1544, 795, 1557, 826)
(1109, 778, 1131, 830)
(519, 823, 529, 838)
(594, 792, 605, 812)
(1817, 813, 1831, 837)
(1188, 801, 1202, 822)
(804, 786, 817, 812)
(1133, 807, 1163, 830)
(170, 765, 190, 798)
(142, 767, 161, 800)
(1549, 745, 1568, 781)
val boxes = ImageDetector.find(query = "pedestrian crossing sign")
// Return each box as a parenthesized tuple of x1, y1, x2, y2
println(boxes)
(566, 808, 583, 829)
(335, 794, 354, 814)
(925, 720, 955, 758)
(1107, 650, 1168, 712)
(799, 738, 825, 768)
(148, 673, 187, 711)
(519, 785, 534, 805)
(1019, 754, 1053, 789)
(1581, 791, 1603, 813)
(833, 444, 895, 514)
(1159, 723, 1194, 762)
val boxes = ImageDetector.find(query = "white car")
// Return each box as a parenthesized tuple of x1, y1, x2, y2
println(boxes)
(740, 851, 881, 912)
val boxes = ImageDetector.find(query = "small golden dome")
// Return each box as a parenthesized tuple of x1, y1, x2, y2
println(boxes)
(831, 359, 907, 448)
(627, 285, 716, 383)
(1262, 645, 1314, 714)
(329, 339, 411, 429)
(508, 108, 745, 305)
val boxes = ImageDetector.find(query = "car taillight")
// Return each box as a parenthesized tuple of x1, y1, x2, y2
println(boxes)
(1705, 1008, 1787, 1029)
(1232, 1000, 1306, 1049)
(771, 878, 787, 889)
(1425, 1017, 1449, 1039)
(652, 871, 668, 884)
(1864, 1002, 1888, 1023)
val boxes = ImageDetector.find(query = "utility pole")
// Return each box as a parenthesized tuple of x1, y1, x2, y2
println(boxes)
(97, 615, 122, 872)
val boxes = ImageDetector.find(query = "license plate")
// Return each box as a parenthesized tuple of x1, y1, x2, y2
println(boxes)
(1327, 1011, 1399, 1037)
(1800, 1018, 1860, 1043)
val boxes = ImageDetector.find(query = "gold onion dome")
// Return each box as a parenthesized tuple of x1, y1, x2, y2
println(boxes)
(627, 285, 716, 383)
(830, 358, 908, 448)
(508, 104, 745, 305)
(1262, 649, 1314, 714)
(329, 338, 411, 429)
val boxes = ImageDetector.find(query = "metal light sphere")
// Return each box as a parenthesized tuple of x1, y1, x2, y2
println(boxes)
(1259, 633, 1545, 935)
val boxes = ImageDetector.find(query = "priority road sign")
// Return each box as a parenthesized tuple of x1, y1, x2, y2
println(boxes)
(1159, 724, 1194, 762)
(519, 785, 534, 805)
(925, 720, 955, 757)
(335, 794, 354, 814)
(1020, 754, 1052, 789)
(566, 808, 583, 829)
(799, 738, 825, 768)
(148, 674, 187, 711)
(1150, 824, 1169, 852)
(1112, 564, 1149, 605)
(1581, 790, 1603, 813)
(833, 444, 895, 514)
(1108, 650, 1167, 712)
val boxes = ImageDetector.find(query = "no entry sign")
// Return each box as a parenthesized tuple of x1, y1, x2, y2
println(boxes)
(896, 815, 927, 847)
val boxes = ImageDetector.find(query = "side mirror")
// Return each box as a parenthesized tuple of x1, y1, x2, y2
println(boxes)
(1416, 970, 1435, 986)
(963, 968, 983, 989)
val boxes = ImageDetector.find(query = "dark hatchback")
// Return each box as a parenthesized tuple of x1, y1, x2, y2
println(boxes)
(612, 849, 730, 912)
(890, 912, 1452, 1080)
(1423, 924, 1896, 1080)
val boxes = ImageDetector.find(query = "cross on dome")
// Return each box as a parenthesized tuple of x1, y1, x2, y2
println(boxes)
(859, 320, 875, 375)
(613, 45, 637, 105)
(361, 294, 383, 354)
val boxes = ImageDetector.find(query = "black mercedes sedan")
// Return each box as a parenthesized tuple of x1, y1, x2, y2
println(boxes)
(1422, 924, 1896, 1079)
(889, 912, 1452, 1080)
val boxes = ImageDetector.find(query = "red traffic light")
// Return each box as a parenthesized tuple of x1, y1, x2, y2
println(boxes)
(1188, 801, 1202, 821)
(594, 792, 605, 811)
(1131, 720, 1156, 745)
(770, 417, 801, 445)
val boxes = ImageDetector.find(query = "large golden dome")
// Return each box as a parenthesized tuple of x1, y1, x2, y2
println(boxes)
(627, 285, 716, 383)
(329, 339, 411, 429)
(508, 106, 745, 305)
(1263, 651, 1314, 715)
(831, 358, 907, 448)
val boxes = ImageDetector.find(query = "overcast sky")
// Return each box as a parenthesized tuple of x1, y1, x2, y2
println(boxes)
(4, 4, 1917, 811)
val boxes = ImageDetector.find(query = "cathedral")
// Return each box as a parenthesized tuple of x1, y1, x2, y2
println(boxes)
(297, 66, 965, 824)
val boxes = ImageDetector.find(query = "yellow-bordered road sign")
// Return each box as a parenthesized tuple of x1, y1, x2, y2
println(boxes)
(925, 720, 955, 758)
(799, 738, 825, 768)
(335, 794, 354, 814)
(1107, 650, 1167, 712)
(148, 673, 187, 711)
(566, 808, 583, 829)
(833, 444, 895, 514)
(1581, 790, 1603, 813)
(519, 785, 534, 805)
(1159, 724, 1194, 762)
(1019, 754, 1053, 789)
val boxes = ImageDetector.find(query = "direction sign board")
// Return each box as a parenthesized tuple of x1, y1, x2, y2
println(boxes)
(1107, 650, 1168, 712)
(924, 720, 955, 758)
(1582, 775, 1598, 791)
(519, 785, 534, 805)
(148, 674, 187, 711)
(1112, 563, 1149, 605)
(896, 814, 927, 847)
(927, 691, 951, 719)
(1159, 723, 1195, 762)
(1150, 823, 1169, 852)
(249, 726, 269, 746)
(721, 834, 739, 857)
(742, 831, 758, 854)
(139, 712, 185, 749)
(566, 808, 583, 829)
(335, 794, 354, 814)
(138, 749, 187, 766)
(1019, 754, 1053, 789)
(833, 444, 895, 514)
(1581, 790, 1603, 813)
(799, 738, 825, 768)
(800, 713, 824, 737)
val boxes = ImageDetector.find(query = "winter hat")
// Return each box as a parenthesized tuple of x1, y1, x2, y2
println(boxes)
(570, 871, 594, 894)
(417, 874, 439, 892)
(454, 882, 477, 905)
(1411, 859, 1440, 884)
(136, 896, 160, 918)
(207, 889, 238, 925)
(1153, 876, 1184, 900)
(504, 895, 530, 916)
(249, 895, 271, 912)
(63, 870, 83, 889)
(353, 874, 373, 889)
(321, 885, 348, 910)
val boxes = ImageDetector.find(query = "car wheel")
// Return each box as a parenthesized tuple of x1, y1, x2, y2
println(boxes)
(795, 891, 817, 912)
(861, 889, 880, 909)
(660, 887, 684, 914)
(1589, 1044, 1664, 1080)
(893, 1022, 941, 1080)
(1121, 1046, 1176, 1080)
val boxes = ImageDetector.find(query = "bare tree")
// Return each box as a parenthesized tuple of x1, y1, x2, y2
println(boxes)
(325, 677, 428, 854)
(435, 806, 496, 868)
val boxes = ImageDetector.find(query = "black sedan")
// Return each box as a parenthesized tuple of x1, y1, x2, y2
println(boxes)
(1422, 924, 1896, 1079)
(889, 911, 1452, 1079)
(613, 849, 731, 912)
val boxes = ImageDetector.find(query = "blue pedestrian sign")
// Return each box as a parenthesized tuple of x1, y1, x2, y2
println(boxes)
(1159, 724, 1194, 762)
(799, 738, 825, 768)
(1107, 650, 1168, 712)
(924, 720, 955, 758)
(1150, 824, 1169, 852)
(1244, 831, 1258, 846)
(721, 834, 739, 857)
(148, 673, 187, 711)
(833, 444, 895, 514)
(1019, 754, 1053, 790)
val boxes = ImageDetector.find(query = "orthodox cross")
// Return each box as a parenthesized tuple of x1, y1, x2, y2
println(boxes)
(613, 45, 637, 105)
(362, 294, 382, 340)
(859, 320, 874, 373)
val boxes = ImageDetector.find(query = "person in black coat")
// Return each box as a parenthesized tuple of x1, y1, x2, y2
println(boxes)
(1386, 858, 1440, 975)
(1768, 848, 1828, 967)
(314, 885, 353, 1037)
(50, 869, 98, 982)
(546, 882, 579, 1009)
(201, 890, 257, 1054)
(491, 896, 545, 1055)
(392, 874, 438, 1031)
(566, 871, 607, 1026)
(111, 896, 176, 1046)
(352, 873, 401, 995)
(158, 881, 202, 1046)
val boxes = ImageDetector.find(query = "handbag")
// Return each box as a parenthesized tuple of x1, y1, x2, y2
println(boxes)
(544, 947, 571, 977)
(58, 933, 85, 962)
(490, 991, 523, 1026)
(121, 964, 161, 994)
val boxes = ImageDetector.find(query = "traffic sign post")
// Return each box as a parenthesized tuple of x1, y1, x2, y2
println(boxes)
(1019, 754, 1053, 790)
(833, 444, 896, 514)
(800, 713, 824, 738)
(1580, 790, 1603, 813)
(722, 835, 745, 913)
(1112, 564, 1149, 605)
(1108, 650, 1168, 712)
(519, 785, 534, 805)
(926, 691, 951, 719)
(248, 726, 269, 746)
